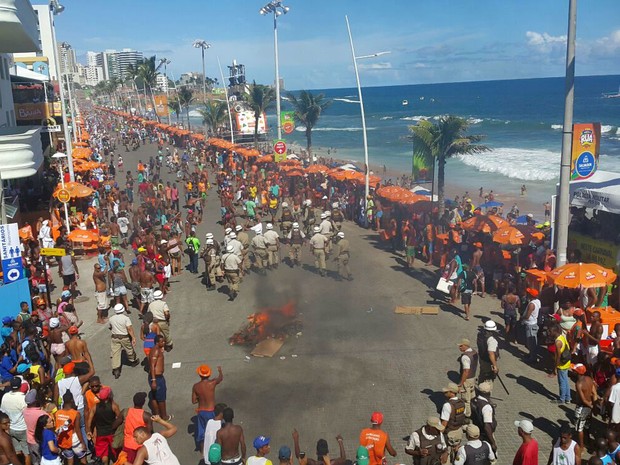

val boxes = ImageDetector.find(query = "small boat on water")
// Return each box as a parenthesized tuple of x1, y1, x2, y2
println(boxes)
(402, 99, 408, 106)
(603, 86, 620, 98)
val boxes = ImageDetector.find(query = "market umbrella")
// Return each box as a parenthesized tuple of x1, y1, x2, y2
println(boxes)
(548, 262, 617, 288)
(492, 226, 526, 245)
(285, 169, 305, 177)
(305, 164, 329, 174)
(479, 200, 504, 208)
(53, 182, 94, 199)
(68, 229, 99, 243)
(257, 154, 273, 163)
(461, 215, 509, 233)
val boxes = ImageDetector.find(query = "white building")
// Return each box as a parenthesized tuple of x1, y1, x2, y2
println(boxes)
(156, 73, 168, 93)
(13, 4, 58, 79)
(81, 65, 104, 86)
(58, 41, 76, 74)
(115, 48, 142, 79)
(0, 0, 43, 180)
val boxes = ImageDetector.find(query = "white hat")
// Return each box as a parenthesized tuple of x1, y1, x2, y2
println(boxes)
(49, 317, 60, 329)
(235, 225, 243, 231)
(225, 228, 232, 234)
(325, 211, 331, 217)
(266, 223, 273, 230)
(304, 199, 312, 206)
(42, 220, 49, 226)
(292, 222, 299, 229)
(114, 303, 125, 314)
(332, 202, 339, 208)
(477, 381, 492, 393)
(514, 419, 534, 434)
(160, 239, 168, 244)
(226, 245, 234, 252)
(153, 290, 163, 300)
(206, 239, 214, 245)
(320, 213, 327, 219)
(322, 195, 328, 200)
(313, 226, 321, 233)
(484, 320, 497, 331)
(527, 213, 534, 218)
(282, 202, 288, 208)
(337, 232, 345, 238)
(229, 232, 236, 239)
(206, 233, 214, 239)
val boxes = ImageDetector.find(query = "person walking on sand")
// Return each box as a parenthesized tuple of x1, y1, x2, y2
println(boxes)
(192, 365, 223, 448)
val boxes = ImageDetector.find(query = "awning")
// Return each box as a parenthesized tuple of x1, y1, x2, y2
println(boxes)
(569, 170, 620, 214)
(9, 66, 49, 82)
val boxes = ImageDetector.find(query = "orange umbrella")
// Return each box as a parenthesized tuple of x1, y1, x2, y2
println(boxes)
(68, 229, 99, 243)
(548, 262, 617, 289)
(461, 215, 509, 233)
(53, 182, 94, 199)
(257, 155, 273, 163)
(285, 169, 305, 177)
(492, 226, 526, 245)
(305, 164, 329, 174)
(71, 147, 93, 160)
(394, 193, 430, 205)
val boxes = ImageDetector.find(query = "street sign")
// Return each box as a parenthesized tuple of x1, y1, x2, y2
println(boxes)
(42, 125, 62, 133)
(0, 223, 23, 284)
(57, 188, 71, 203)
(40, 247, 66, 257)
(273, 139, 287, 163)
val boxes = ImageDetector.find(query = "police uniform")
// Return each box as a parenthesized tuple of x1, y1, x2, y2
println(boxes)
(459, 346, 478, 417)
(222, 250, 242, 299)
(331, 207, 345, 231)
(263, 227, 280, 268)
(287, 226, 306, 266)
(319, 217, 333, 254)
(309, 230, 328, 276)
(237, 230, 251, 270)
(280, 207, 294, 236)
(251, 233, 269, 270)
(334, 235, 351, 280)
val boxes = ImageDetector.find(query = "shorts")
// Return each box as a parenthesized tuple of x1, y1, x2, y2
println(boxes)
(95, 291, 108, 310)
(141, 287, 154, 304)
(492, 271, 502, 282)
(41, 457, 62, 465)
(62, 274, 76, 286)
(504, 314, 517, 327)
(406, 246, 416, 258)
(61, 444, 87, 460)
(10, 428, 28, 455)
(37, 284, 48, 294)
(94, 434, 114, 457)
(113, 285, 127, 297)
(461, 292, 472, 305)
(196, 409, 215, 443)
(149, 375, 167, 402)
(123, 447, 138, 463)
(51, 343, 65, 356)
(473, 265, 485, 282)
(574, 405, 592, 432)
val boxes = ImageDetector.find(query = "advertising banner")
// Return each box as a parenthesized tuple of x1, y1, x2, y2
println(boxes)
(15, 103, 49, 121)
(280, 111, 295, 134)
(0, 223, 24, 284)
(569, 232, 619, 271)
(571, 123, 601, 180)
(154, 95, 169, 117)
(273, 139, 287, 163)
(235, 111, 267, 136)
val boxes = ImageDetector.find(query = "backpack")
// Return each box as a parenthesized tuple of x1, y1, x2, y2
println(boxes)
(23, 339, 39, 363)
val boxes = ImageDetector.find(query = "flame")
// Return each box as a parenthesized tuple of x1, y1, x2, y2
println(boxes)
(229, 300, 301, 346)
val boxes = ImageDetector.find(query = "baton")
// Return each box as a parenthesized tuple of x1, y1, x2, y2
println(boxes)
(496, 373, 510, 396)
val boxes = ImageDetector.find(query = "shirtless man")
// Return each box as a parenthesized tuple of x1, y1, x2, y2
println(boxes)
(48, 317, 67, 363)
(65, 326, 94, 373)
(128, 259, 141, 309)
(139, 267, 156, 315)
(216, 407, 246, 465)
(470, 243, 485, 297)
(583, 311, 603, 368)
(93, 263, 108, 323)
(0, 412, 20, 465)
(192, 365, 224, 446)
(148, 335, 169, 420)
(573, 363, 597, 451)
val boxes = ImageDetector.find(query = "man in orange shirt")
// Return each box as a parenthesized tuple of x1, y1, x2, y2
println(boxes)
(56, 392, 87, 464)
(359, 412, 397, 465)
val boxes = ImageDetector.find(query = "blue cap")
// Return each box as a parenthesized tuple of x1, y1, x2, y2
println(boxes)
(61, 290, 72, 299)
(253, 436, 270, 450)
(616, 368, 620, 377)
(2, 317, 13, 325)
(278, 446, 291, 460)
(131, 258, 138, 266)
(17, 363, 31, 374)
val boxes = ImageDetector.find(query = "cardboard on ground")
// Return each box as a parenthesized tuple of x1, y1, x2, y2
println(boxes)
(251, 338, 284, 357)
(394, 306, 439, 315)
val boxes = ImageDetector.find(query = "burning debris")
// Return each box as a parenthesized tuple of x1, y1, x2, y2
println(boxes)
(229, 301, 302, 346)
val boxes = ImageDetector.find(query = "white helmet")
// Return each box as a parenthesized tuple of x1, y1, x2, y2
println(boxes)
(206, 239, 214, 245)
(484, 320, 497, 331)
(206, 233, 214, 239)
(292, 222, 299, 229)
(229, 232, 236, 239)
(325, 211, 331, 217)
(235, 225, 243, 231)
(332, 202, 339, 208)
(337, 232, 345, 238)
(304, 199, 312, 206)
(320, 213, 327, 219)
(313, 226, 321, 233)
(282, 202, 288, 208)
(266, 223, 273, 230)
(225, 227, 232, 235)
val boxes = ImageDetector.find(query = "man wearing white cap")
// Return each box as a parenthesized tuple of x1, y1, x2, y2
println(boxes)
(48, 317, 67, 363)
(227, 233, 244, 261)
(334, 231, 351, 281)
(108, 304, 139, 379)
(222, 245, 242, 301)
(309, 226, 328, 277)
(512, 419, 537, 465)
(453, 425, 495, 465)
(318, 212, 333, 255)
(286, 222, 305, 267)
(202, 237, 222, 289)
(477, 320, 499, 389)
(251, 230, 269, 272)
(263, 223, 280, 269)
(236, 225, 251, 272)
(331, 202, 345, 231)
(223, 228, 233, 249)
(280, 202, 294, 237)
(150, 290, 173, 351)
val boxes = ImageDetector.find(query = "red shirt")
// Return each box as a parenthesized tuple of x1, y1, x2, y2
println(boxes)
(513, 439, 538, 465)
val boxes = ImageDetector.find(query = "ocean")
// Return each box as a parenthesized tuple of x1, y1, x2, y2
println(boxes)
(189, 74, 620, 204)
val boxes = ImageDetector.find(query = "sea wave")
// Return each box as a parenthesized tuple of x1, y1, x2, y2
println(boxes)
(295, 126, 375, 132)
(188, 110, 202, 117)
(601, 125, 616, 133)
(379, 116, 394, 120)
(551, 123, 618, 135)
(467, 118, 484, 125)
(333, 98, 359, 104)
(400, 115, 430, 121)
(457, 147, 560, 181)
(551, 124, 562, 130)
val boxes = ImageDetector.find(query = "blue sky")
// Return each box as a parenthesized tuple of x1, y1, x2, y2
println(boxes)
(54, 0, 620, 90)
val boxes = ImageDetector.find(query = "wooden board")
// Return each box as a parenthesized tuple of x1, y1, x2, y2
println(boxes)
(251, 338, 284, 357)
(394, 306, 439, 315)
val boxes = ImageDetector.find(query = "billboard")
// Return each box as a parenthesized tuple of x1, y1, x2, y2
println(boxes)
(235, 110, 267, 136)
(280, 111, 295, 134)
(154, 95, 169, 117)
(571, 123, 601, 181)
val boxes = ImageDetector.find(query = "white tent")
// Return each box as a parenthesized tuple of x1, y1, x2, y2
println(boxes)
(569, 170, 620, 214)
(338, 163, 360, 171)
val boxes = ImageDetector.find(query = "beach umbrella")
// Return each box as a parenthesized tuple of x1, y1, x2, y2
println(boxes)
(285, 169, 304, 177)
(53, 182, 94, 199)
(257, 154, 273, 163)
(461, 214, 509, 233)
(68, 229, 99, 243)
(479, 200, 504, 208)
(492, 226, 526, 245)
(548, 262, 617, 289)
(305, 164, 329, 174)
(395, 194, 430, 206)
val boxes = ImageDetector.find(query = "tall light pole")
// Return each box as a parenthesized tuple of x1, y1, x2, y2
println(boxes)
(192, 40, 210, 103)
(48, 0, 75, 181)
(61, 42, 77, 143)
(555, 0, 577, 267)
(217, 56, 235, 144)
(260, 1, 289, 141)
(51, 152, 71, 232)
(345, 15, 390, 205)
(159, 58, 172, 125)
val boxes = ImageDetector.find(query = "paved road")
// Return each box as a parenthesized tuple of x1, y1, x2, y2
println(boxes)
(69, 137, 569, 465)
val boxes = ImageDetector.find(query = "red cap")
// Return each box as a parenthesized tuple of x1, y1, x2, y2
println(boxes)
(68, 326, 79, 335)
(370, 412, 384, 425)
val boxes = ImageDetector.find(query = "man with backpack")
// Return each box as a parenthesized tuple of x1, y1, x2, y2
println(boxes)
(470, 381, 497, 454)
(440, 382, 467, 451)
(477, 321, 500, 392)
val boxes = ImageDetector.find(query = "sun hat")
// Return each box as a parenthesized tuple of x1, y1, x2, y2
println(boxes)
(114, 303, 125, 314)
(514, 419, 534, 434)
(426, 416, 445, 431)
(337, 232, 345, 238)
(206, 233, 214, 239)
(68, 326, 79, 335)
(253, 436, 270, 449)
(266, 223, 273, 230)
(229, 232, 236, 239)
(292, 222, 299, 229)
(484, 320, 497, 331)
(196, 365, 211, 378)
(466, 424, 480, 438)
(313, 226, 321, 232)
(225, 228, 232, 234)
(442, 382, 460, 393)
(457, 338, 471, 347)
(320, 213, 327, 219)
(370, 412, 383, 425)
(282, 202, 288, 208)
(49, 318, 60, 329)
(160, 239, 168, 244)
(153, 290, 164, 300)
(235, 225, 243, 231)
(356, 446, 369, 465)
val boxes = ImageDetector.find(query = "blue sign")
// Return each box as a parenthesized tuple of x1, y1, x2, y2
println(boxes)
(575, 151, 596, 178)
(2, 258, 23, 284)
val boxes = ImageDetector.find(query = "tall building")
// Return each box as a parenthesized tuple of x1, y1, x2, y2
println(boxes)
(86, 51, 98, 67)
(58, 41, 76, 74)
(14, 4, 58, 79)
(81, 65, 104, 86)
(86, 49, 141, 80)
(156, 74, 169, 92)
(115, 48, 143, 79)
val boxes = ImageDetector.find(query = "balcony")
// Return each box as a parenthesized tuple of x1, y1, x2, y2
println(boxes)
(0, 0, 39, 53)
(0, 127, 43, 179)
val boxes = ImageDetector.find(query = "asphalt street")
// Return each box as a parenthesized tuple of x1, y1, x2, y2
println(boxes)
(69, 137, 571, 464)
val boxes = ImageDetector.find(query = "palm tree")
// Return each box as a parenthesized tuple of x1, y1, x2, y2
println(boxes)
(246, 81, 275, 147)
(197, 100, 228, 136)
(286, 90, 331, 162)
(137, 56, 160, 121)
(176, 87, 194, 131)
(408, 116, 489, 216)
(168, 97, 181, 124)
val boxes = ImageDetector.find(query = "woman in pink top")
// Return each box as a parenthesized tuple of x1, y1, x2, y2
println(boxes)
(23, 390, 49, 462)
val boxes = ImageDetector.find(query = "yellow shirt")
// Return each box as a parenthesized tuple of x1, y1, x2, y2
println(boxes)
(556, 334, 571, 369)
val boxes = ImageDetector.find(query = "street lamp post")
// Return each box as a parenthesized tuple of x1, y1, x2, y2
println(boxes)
(48, 0, 75, 181)
(51, 152, 71, 232)
(260, 1, 289, 141)
(192, 40, 210, 104)
(159, 58, 172, 125)
(217, 56, 235, 144)
(345, 15, 390, 205)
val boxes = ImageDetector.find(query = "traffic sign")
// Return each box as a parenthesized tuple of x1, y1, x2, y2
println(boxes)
(0, 223, 23, 284)
(57, 188, 71, 203)
(274, 140, 287, 155)
(42, 125, 61, 133)
(40, 247, 66, 257)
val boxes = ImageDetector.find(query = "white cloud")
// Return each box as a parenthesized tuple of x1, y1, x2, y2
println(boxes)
(594, 29, 620, 56)
(525, 31, 567, 53)
(358, 62, 392, 70)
